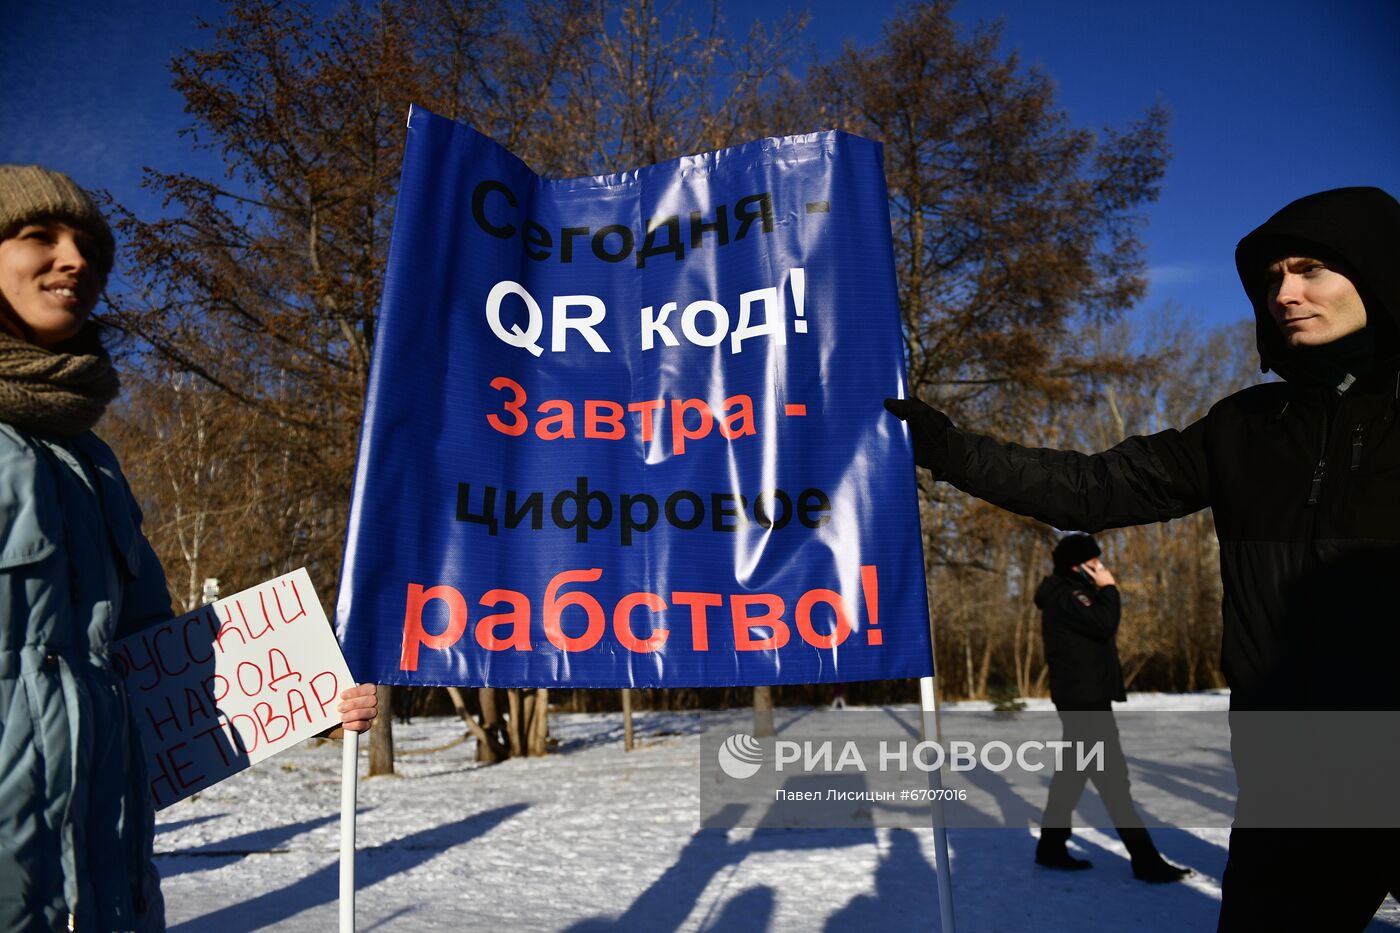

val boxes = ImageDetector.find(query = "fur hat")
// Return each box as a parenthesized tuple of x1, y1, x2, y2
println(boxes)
(0, 165, 115, 281)
(1052, 533, 1100, 576)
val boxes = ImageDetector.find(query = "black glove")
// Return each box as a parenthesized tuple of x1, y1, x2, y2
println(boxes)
(883, 398, 954, 472)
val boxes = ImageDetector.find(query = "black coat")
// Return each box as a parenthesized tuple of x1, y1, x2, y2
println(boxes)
(938, 188, 1400, 711)
(1034, 574, 1126, 709)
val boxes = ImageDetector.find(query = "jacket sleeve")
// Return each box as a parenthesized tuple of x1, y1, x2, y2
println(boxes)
(939, 417, 1212, 533)
(117, 523, 175, 638)
(1051, 584, 1121, 642)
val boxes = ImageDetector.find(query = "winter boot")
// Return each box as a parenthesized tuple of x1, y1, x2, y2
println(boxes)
(1035, 828, 1092, 871)
(1117, 827, 1191, 883)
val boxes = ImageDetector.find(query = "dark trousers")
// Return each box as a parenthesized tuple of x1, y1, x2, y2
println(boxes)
(1218, 712, 1400, 929)
(1041, 706, 1145, 835)
(1218, 827, 1400, 932)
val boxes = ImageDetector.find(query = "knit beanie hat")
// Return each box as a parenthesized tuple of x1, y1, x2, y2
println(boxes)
(1052, 533, 1100, 575)
(0, 165, 115, 281)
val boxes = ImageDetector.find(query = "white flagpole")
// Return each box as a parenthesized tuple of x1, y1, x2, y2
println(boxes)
(920, 675, 956, 932)
(339, 729, 359, 933)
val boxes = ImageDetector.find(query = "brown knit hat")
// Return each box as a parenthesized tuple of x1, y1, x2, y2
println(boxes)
(0, 165, 115, 281)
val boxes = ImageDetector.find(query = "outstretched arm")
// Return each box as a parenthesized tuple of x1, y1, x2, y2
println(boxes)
(885, 399, 1211, 531)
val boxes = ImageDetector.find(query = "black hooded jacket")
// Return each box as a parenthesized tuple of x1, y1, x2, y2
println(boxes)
(937, 187, 1400, 711)
(1034, 573, 1127, 709)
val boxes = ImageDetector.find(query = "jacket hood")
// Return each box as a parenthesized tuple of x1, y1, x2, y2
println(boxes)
(1235, 186, 1400, 379)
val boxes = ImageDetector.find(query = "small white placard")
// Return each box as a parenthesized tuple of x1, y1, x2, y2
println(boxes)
(112, 568, 355, 809)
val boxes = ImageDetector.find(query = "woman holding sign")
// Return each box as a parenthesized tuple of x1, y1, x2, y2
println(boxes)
(0, 165, 376, 931)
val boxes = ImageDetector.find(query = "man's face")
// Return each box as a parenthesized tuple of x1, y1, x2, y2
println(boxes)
(1265, 256, 1367, 348)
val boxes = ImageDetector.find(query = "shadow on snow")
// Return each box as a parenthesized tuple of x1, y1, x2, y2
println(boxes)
(169, 804, 528, 931)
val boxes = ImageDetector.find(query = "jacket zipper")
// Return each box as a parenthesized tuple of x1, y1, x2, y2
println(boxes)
(1306, 408, 1329, 507)
(1350, 423, 1365, 470)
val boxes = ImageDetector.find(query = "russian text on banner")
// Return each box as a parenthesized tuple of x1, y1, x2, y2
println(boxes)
(114, 569, 355, 809)
(337, 106, 931, 688)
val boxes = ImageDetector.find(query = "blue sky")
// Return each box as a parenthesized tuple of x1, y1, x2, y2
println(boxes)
(3, 0, 1397, 328)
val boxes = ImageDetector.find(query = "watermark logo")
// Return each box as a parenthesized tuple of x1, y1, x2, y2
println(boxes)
(717, 733, 765, 779)
(698, 710, 1271, 831)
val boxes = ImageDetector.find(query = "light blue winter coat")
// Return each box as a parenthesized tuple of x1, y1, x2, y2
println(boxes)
(0, 423, 170, 931)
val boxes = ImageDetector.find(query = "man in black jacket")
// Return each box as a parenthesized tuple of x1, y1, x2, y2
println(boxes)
(886, 187, 1400, 930)
(1034, 533, 1190, 882)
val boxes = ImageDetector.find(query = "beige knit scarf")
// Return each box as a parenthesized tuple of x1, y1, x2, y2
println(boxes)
(0, 326, 119, 435)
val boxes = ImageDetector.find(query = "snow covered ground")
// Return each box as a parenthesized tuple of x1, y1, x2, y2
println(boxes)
(154, 693, 1400, 931)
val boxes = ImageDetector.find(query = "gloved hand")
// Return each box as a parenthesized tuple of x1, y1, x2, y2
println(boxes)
(884, 398, 954, 472)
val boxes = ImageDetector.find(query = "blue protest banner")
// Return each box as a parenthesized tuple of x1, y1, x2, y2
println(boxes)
(335, 106, 931, 688)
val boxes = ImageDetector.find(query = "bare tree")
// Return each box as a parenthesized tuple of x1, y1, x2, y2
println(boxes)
(811, 0, 1169, 413)
(105, 370, 264, 612)
(105, 0, 1232, 726)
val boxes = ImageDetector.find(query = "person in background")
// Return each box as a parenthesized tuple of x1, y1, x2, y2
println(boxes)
(0, 165, 377, 931)
(886, 186, 1400, 929)
(1033, 533, 1189, 882)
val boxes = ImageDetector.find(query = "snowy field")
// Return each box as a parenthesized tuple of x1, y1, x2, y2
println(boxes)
(154, 693, 1400, 931)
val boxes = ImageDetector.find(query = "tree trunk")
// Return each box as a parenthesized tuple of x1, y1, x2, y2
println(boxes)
(527, 689, 550, 756)
(621, 688, 634, 752)
(479, 686, 498, 726)
(976, 640, 993, 698)
(481, 686, 509, 762)
(1017, 602, 1039, 698)
(753, 686, 774, 737)
(504, 688, 522, 758)
(446, 686, 508, 762)
(964, 639, 975, 699)
(368, 684, 395, 776)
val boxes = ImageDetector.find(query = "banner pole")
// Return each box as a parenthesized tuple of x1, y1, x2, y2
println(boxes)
(339, 729, 359, 933)
(920, 675, 956, 933)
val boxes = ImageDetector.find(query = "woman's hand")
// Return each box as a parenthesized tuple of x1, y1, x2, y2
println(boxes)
(337, 683, 378, 733)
